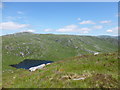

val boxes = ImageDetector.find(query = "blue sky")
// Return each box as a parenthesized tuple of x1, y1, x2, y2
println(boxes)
(1, 2, 118, 36)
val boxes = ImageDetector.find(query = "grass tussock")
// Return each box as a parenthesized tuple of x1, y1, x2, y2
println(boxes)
(2, 52, 118, 88)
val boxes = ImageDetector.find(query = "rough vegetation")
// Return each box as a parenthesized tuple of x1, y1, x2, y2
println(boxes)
(2, 32, 118, 88)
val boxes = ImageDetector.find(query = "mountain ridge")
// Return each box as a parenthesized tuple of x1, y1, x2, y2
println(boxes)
(2, 33, 118, 69)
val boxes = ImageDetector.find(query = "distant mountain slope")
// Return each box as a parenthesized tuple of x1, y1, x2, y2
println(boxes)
(2, 33, 118, 69)
(97, 35, 118, 40)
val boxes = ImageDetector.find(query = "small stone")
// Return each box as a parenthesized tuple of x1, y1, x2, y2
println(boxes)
(72, 77, 86, 80)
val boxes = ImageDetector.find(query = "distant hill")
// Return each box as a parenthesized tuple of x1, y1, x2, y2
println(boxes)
(2, 33, 118, 69)
(97, 35, 118, 39)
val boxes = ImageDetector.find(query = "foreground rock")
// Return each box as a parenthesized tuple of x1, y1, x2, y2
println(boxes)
(29, 63, 51, 72)
(29, 64, 46, 71)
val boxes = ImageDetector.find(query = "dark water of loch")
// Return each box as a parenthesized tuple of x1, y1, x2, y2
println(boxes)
(10, 59, 54, 69)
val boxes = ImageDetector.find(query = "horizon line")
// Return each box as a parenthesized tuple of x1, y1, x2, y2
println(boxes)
(1, 32, 119, 37)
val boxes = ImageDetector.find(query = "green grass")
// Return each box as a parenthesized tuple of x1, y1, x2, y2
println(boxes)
(2, 33, 118, 88)
(2, 52, 118, 88)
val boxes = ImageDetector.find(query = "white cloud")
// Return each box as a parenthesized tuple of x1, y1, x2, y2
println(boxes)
(65, 25, 78, 29)
(79, 28, 91, 31)
(77, 18, 81, 21)
(93, 25, 103, 29)
(79, 28, 91, 33)
(100, 20, 111, 24)
(79, 20, 96, 24)
(21, 29, 36, 33)
(44, 29, 53, 32)
(56, 24, 91, 34)
(56, 25, 78, 32)
(0, 22, 29, 30)
(17, 11, 24, 14)
(106, 27, 118, 33)
(106, 29, 113, 33)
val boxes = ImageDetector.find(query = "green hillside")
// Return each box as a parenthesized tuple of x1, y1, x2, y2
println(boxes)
(2, 32, 118, 68)
(2, 52, 118, 88)
(2, 32, 118, 88)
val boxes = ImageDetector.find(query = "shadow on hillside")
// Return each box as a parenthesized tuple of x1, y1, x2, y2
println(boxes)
(10, 59, 54, 69)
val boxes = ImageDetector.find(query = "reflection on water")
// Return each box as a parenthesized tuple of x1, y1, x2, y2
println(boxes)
(10, 59, 54, 69)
